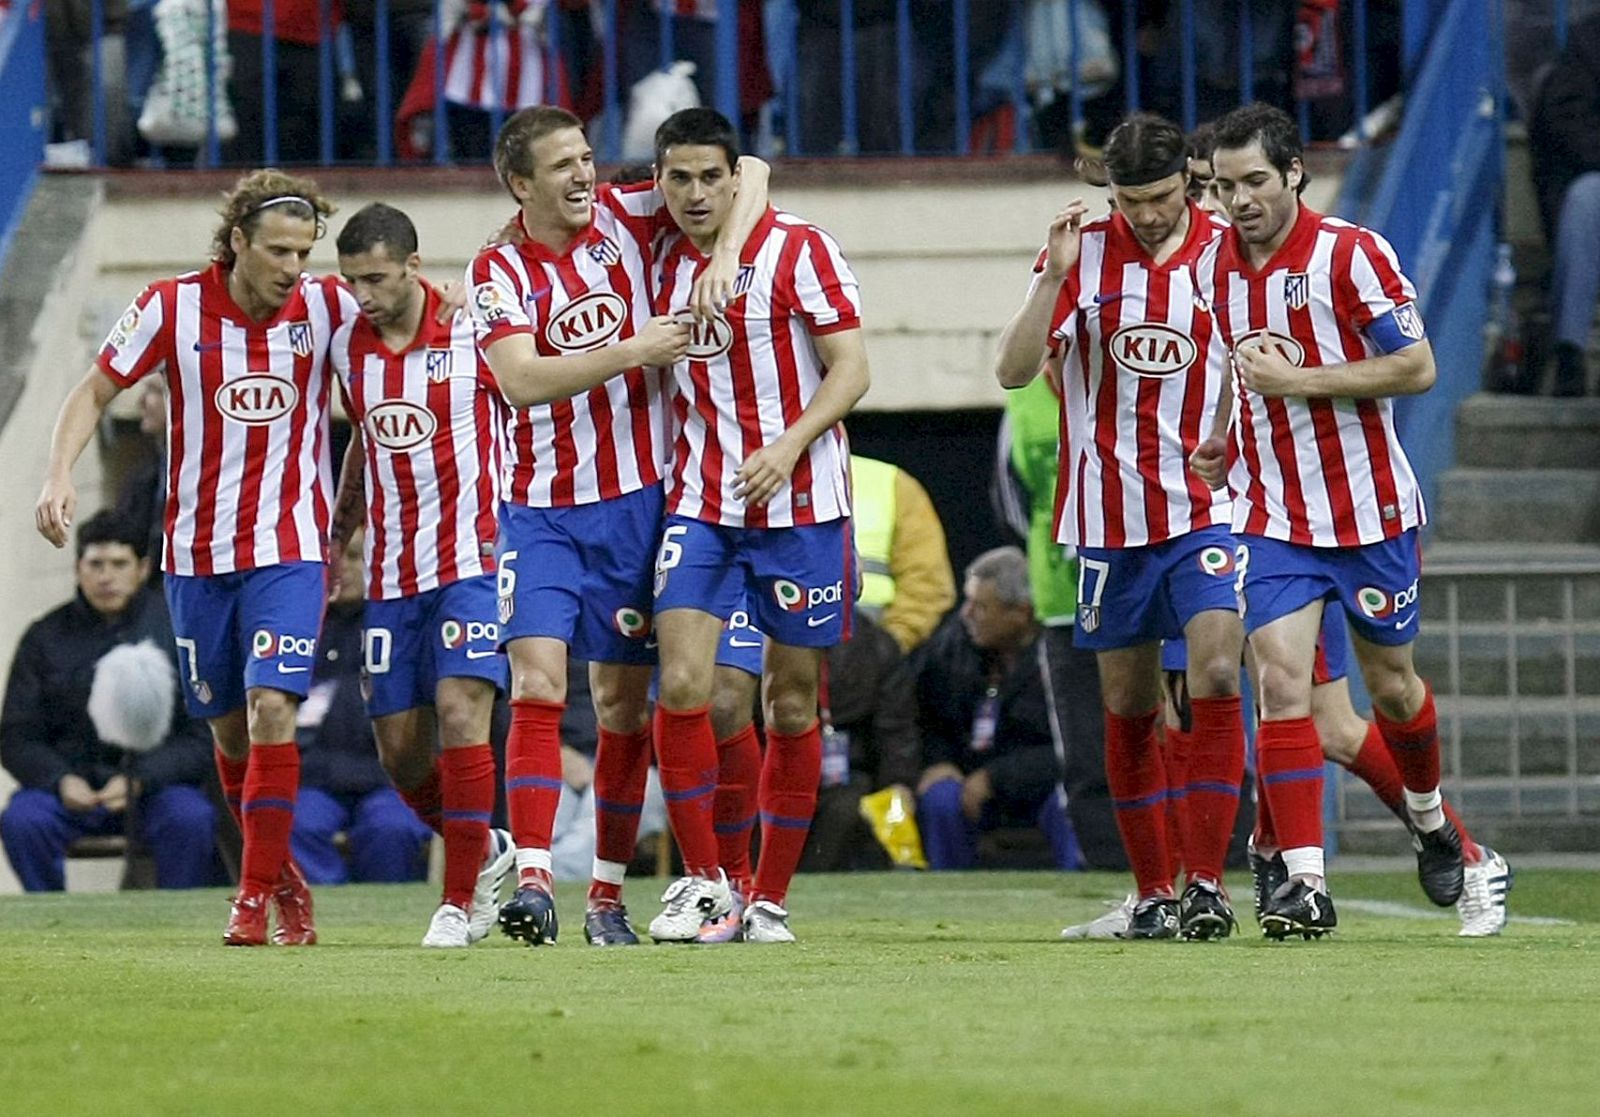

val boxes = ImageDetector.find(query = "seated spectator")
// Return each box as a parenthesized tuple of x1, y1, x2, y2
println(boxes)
(290, 536, 433, 884)
(1529, 15, 1600, 397)
(914, 546, 1077, 871)
(801, 611, 921, 872)
(850, 455, 956, 655)
(1, 511, 215, 891)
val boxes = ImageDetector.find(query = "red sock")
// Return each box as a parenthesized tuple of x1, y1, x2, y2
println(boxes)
(214, 746, 247, 828)
(1253, 766, 1277, 851)
(506, 698, 564, 891)
(1104, 707, 1173, 898)
(715, 723, 762, 897)
(240, 742, 299, 893)
(1444, 801, 1482, 864)
(1256, 717, 1324, 852)
(1344, 722, 1405, 816)
(396, 758, 444, 835)
(653, 704, 721, 878)
(440, 745, 495, 910)
(1183, 695, 1246, 884)
(1160, 725, 1191, 882)
(588, 724, 653, 908)
(1372, 683, 1442, 794)
(751, 722, 821, 907)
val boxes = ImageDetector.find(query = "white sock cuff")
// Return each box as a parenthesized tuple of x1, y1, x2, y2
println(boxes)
(516, 848, 553, 874)
(1281, 846, 1325, 882)
(591, 858, 627, 885)
(1404, 788, 1443, 813)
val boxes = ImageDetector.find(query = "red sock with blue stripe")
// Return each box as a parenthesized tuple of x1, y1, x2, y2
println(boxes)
(506, 698, 564, 892)
(1255, 716, 1324, 863)
(240, 742, 299, 893)
(715, 723, 762, 898)
(654, 704, 722, 878)
(1160, 725, 1191, 882)
(1104, 707, 1173, 898)
(214, 746, 247, 828)
(588, 724, 653, 908)
(440, 744, 495, 910)
(751, 722, 821, 907)
(1183, 695, 1246, 885)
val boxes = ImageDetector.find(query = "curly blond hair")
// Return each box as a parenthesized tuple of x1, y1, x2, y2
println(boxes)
(211, 168, 336, 267)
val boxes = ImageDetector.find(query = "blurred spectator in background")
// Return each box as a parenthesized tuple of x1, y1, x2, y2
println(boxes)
(44, 0, 136, 166)
(914, 546, 1077, 871)
(994, 378, 1121, 870)
(224, 0, 331, 165)
(344, 0, 433, 160)
(849, 456, 955, 655)
(1529, 14, 1600, 398)
(1, 511, 215, 891)
(291, 535, 434, 884)
(801, 611, 921, 872)
(616, 0, 771, 151)
(1506, 0, 1600, 120)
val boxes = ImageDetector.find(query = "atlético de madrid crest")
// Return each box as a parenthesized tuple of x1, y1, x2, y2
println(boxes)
(288, 321, 313, 357)
(425, 348, 453, 382)
(589, 235, 622, 266)
(1283, 272, 1310, 310)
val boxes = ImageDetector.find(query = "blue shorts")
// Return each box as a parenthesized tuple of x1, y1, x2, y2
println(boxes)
(715, 604, 765, 677)
(653, 515, 852, 648)
(363, 576, 507, 718)
(1160, 637, 1187, 673)
(1074, 525, 1241, 651)
(1235, 530, 1421, 647)
(165, 562, 325, 718)
(495, 486, 663, 665)
(1313, 604, 1351, 685)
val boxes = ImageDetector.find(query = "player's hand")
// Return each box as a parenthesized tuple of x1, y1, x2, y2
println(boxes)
(436, 280, 467, 321)
(733, 434, 804, 507)
(97, 774, 131, 814)
(1237, 337, 1299, 398)
(961, 768, 994, 821)
(1042, 199, 1090, 280)
(1189, 435, 1229, 490)
(58, 774, 98, 813)
(628, 316, 691, 368)
(484, 211, 525, 249)
(916, 762, 964, 797)
(560, 746, 594, 793)
(690, 247, 741, 323)
(36, 473, 77, 548)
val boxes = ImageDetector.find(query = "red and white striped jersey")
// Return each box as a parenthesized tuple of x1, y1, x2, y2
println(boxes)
(468, 182, 670, 508)
(1041, 202, 1232, 549)
(654, 208, 861, 528)
(331, 283, 506, 601)
(441, 13, 566, 114)
(1195, 204, 1427, 547)
(97, 264, 355, 577)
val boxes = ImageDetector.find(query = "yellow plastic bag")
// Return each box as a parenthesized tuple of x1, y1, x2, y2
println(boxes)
(859, 786, 928, 870)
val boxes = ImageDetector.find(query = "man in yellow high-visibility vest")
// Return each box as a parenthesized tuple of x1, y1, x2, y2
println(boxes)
(849, 456, 956, 654)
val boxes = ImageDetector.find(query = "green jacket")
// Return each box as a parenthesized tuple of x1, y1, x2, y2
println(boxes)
(1005, 377, 1077, 626)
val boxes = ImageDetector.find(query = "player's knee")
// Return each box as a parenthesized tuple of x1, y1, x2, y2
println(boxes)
(1365, 668, 1420, 721)
(510, 665, 565, 704)
(434, 686, 492, 746)
(1256, 663, 1311, 719)
(657, 661, 713, 712)
(245, 688, 299, 739)
(710, 684, 756, 741)
(764, 689, 817, 737)
(1188, 651, 1241, 698)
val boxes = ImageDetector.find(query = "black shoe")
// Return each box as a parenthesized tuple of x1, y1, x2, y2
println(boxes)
(1410, 816, 1466, 906)
(583, 904, 640, 946)
(1248, 843, 1288, 924)
(498, 885, 559, 945)
(1260, 880, 1337, 940)
(1123, 896, 1180, 940)
(1179, 879, 1238, 941)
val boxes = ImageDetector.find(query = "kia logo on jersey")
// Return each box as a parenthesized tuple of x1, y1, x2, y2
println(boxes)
(684, 312, 733, 360)
(215, 374, 300, 425)
(1109, 323, 1198, 377)
(546, 292, 627, 353)
(365, 400, 438, 452)
(1235, 329, 1306, 367)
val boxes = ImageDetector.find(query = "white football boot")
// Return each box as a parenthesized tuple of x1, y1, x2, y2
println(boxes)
(1456, 847, 1512, 937)
(422, 903, 474, 948)
(648, 871, 733, 943)
(1060, 894, 1135, 940)
(741, 899, 797, 944)
(467, 829, 516, 943)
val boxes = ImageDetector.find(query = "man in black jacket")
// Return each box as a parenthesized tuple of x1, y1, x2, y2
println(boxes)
(914, 547, 1077, 870)
(1530, 14, 1600, 397)
(1, 511, 215, 890)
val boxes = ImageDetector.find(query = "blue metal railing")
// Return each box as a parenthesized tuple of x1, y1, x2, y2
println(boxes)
(40, 0, 1401, 169)
(0, 0, 46, 273)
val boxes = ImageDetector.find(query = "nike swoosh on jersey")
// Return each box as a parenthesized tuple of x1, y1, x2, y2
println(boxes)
(193, 341, 226, 351)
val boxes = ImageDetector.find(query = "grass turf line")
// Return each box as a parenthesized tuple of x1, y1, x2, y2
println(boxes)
(2, 870, 1597, 1117)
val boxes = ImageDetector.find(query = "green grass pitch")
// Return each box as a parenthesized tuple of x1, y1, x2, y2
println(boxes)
(3, 869, 1597, 1117)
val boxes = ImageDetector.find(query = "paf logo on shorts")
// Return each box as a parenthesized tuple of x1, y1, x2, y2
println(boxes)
(614, 607, 651, 638)
(1197, 546, 1236, 576)
(1356, 578, 1419, 620)
(252, 629, 276, 658)
(216, 375, 300, 425)
(366, 400, 438, 452)
(773, 579, 807, 612)
(547, 292, 627, 353)
(1109, 323, 1198, 377)
(253, 629, 316, 659)
(441, 619, 499, 647)
(1235, 329, 1305, 368)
